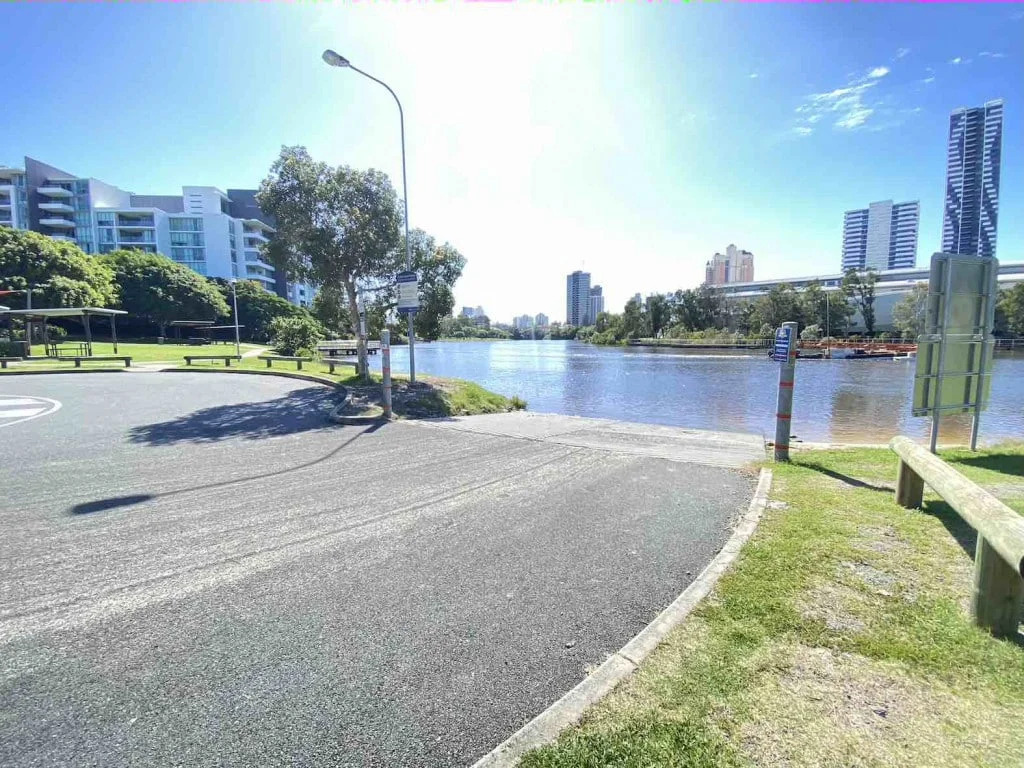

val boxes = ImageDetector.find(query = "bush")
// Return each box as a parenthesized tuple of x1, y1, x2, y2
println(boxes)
(800, 324, 821, 341)
(510, 395, 527, 411)
(269, 316, 325, 355)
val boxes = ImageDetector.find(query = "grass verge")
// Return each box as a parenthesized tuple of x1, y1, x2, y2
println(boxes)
(0, 341, 265, 369)
(169, 356, 525, 418)
(521, 443, 1024, 768)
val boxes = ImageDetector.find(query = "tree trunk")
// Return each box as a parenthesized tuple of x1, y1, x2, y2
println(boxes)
(343, 275, 368, 381)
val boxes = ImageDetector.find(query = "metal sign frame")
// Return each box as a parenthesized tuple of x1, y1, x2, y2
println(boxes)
(772, 325, 792, 362)
(912, 253, 998, 451)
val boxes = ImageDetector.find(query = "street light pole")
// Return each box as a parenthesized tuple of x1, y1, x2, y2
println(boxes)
(230, 279, 241, 358)
(322, 49, 416, 383)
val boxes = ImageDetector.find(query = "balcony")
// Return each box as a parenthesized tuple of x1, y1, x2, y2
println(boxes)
(117, 220, 155, 230)
(49, 235, 76, 243)
(39, 217, 75, 228)
(37, 186, 74, 198)
(243, 231, 269, 244)
(38, 201, 74, 213)
(118, 235, 156, 245)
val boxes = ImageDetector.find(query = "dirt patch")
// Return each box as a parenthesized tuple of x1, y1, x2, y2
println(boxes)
(840, 560, 898, 596)
(740, 644, 1024, 767)
(855, 525, 911, 556)
(798, 581, 867, 635)
(345, 379, 456, 419)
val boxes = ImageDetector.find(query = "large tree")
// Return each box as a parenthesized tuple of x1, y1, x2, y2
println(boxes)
(258, 146, 402, 377)
(997, 283, 1024, 337)
(748, 284, 803, 333)
(800, 280, 851, 338)
(843, 269, 879, 336)
(101, 250, 229, 337)
(646, 294, 672, 338)
(891, 283, 929, 339)
(0, 228, 116, 308)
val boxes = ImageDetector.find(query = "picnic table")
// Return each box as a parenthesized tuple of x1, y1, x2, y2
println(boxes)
(47, 341, 89, 358)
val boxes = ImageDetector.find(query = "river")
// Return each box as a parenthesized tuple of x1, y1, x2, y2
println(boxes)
(369, 340, 1024, 445)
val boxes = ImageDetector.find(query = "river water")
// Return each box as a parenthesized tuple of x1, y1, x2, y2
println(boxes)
(369, 340, 1024, 445)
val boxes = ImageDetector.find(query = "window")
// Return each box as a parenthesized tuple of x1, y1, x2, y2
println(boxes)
(170, 232, 204, 247)
(98, 228, 115, 244)
(96, 212, 115, 226)
(171, 247, 206, 261)
(169, 217, 202, 232)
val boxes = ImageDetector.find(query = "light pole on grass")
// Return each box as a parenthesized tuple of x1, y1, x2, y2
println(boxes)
(230, 278, 241, 358)
(322, 49, 416, 384)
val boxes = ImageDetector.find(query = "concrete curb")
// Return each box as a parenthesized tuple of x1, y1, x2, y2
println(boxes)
(472, 467, 774, 768)
(161, 366, 344, 390)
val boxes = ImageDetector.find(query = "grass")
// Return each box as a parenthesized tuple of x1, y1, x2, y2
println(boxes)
(0, 341, 266, 369)
(520, 443, 1024, 768)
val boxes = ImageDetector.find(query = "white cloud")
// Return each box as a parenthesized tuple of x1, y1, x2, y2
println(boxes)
(895, 47, 911, 59)
(792, 126, 813, 137)
(835, 106, 874, 129)
(868, 66, 890, 78)
(749, 72, 759, 79)
(949, 56, 972, 65)
(922, 76, 936, 84)
(979, 51, 1006, 59)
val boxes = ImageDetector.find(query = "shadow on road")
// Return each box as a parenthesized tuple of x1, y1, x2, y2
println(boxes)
(128, 388, 337, 445)
(72, 421, 385, 515)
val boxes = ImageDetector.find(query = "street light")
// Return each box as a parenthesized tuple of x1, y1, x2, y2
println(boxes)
(322, 49, 416, 383)
(229, 278, 241, 358)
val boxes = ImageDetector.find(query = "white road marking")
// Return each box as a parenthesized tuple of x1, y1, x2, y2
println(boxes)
(0, 396, 62, 429)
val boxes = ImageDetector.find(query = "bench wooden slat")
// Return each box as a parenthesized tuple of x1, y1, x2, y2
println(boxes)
(258, 355, 312, 371)
(70, 356, 132, 368)
(184, 355, 242, 368)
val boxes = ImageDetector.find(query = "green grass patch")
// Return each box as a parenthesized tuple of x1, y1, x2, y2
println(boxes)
(521, 444, 1024, 767)
(0, 341, 266, 369)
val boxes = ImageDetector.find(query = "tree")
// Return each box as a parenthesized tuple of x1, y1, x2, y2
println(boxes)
(0, 228, 116, 308)
(311, 284, 352, 337)
(408, 232, 465, 341)
(647, 294, 672, 338)
(891, 283, 929, 339)
(800, 280, 851, 338)
(100, 249, 229, 337)
(620, 298, 650, 340)
(997, 283, 1024, 336)
(671, 286, 725, 332)
(269, 315, 325, 356)
(749, 284, 803, 333)
(843, 269, 879, 336)
(210, 278, 305, 342)
(258, 146, 402, 377)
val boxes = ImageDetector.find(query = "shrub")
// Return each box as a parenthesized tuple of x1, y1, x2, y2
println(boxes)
(510, 395, 527, 411)
(800, 324, 821, 341)
(269, 316, 325, 355)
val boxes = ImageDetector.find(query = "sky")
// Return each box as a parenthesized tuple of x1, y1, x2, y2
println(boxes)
(1, 3, 1021, 324)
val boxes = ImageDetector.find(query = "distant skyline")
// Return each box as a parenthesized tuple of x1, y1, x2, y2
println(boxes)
(1, 3, 1021, 323)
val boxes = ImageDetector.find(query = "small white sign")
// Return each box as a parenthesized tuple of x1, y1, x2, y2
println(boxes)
(396, 270, 419, 315)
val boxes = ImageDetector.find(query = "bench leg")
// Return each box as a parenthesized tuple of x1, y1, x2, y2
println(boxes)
(125, 359, 131, 368)
(75, 359, 81, 368)
(266, 359, 272, 368)
(297, 360, 303, 370)
(0, 361, 6, 369)
(225, 358, 231, 367)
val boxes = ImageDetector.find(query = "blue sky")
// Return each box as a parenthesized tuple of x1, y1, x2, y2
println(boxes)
(1, 3, 1021, 323)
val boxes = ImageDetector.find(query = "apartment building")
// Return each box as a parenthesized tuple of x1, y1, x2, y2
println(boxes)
(841, 200, 919, 271)
(705, 245, 754, 286)
(0, 156, 314, 307)
(566, 270, 591, 326)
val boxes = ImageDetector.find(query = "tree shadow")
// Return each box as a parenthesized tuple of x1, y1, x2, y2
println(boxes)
(921, 499, 977, 560)
(128, 388, 339, 445)
(949, 453, 1024, 479)
(798, 461, 893, 493)
(72, 422, 384, 515)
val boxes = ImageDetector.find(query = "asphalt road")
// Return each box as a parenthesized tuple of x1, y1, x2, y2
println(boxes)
(0, 372, 759, 767)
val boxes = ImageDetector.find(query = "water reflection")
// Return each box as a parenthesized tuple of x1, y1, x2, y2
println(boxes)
(373, 341, 1024, 445)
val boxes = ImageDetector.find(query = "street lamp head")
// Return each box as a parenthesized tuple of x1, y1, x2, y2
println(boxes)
(322, 50, 351, 68)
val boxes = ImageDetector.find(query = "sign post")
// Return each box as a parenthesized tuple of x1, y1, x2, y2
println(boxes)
(773, 321, 798, 462)
(356, 291, 368, 381)
(381, 329, 392, 419)
(395, 270, 419, 384)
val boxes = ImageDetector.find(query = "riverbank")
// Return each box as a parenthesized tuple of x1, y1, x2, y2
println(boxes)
(521, 443, 1024, 767)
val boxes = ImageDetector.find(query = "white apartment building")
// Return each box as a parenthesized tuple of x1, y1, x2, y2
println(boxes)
(842, 200, 919, 271)
(0, 156, 315, 307)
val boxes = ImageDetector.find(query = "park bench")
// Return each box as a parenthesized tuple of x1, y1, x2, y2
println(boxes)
(70, 356, 132, 368)
(325, 358, 359, 375)
(183, 355, 242, 367)
(318, 340, 382, 357)
(0, 357, 23, 369)
(187, 337, 211, 346)
(259, 355, 312, 371)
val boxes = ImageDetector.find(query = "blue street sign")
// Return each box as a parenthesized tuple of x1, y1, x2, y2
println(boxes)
(396, 270, 419, 316)
(772, 326, 792, 362)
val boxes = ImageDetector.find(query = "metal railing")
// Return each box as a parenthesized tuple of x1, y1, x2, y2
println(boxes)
(891, 435, 1024, 637)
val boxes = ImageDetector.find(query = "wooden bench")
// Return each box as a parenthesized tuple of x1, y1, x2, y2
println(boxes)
(325, 358, 359, 375)
(183, 355, 242, 367)
(318, 341, 382, 357)
(70, 356, 132, 368)
(187, 337, 212, 346)
(259, 355, 312, 371)
(0, 357, 23, 369)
